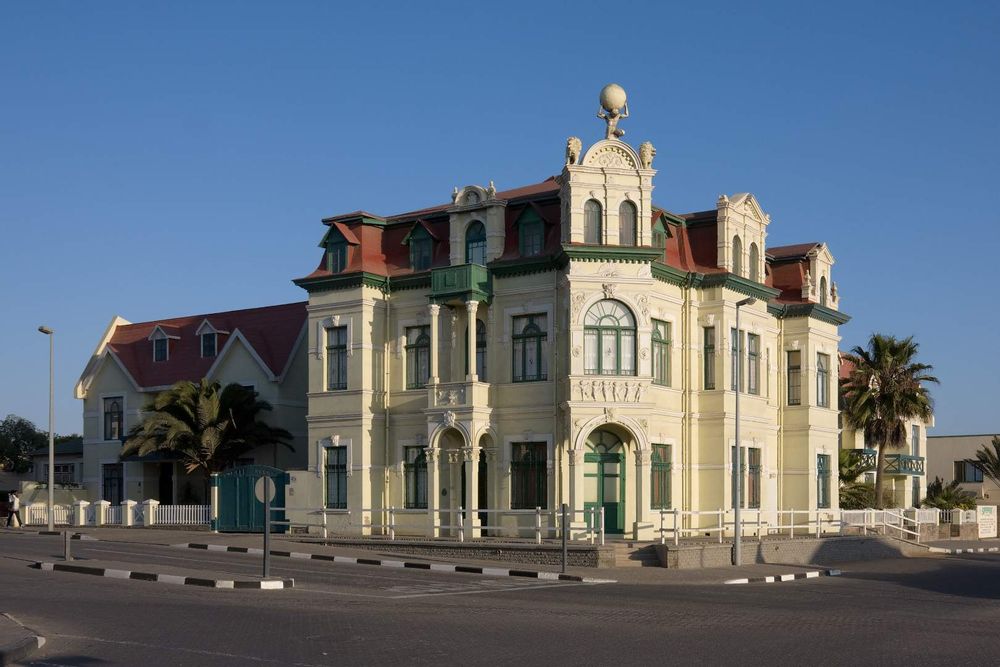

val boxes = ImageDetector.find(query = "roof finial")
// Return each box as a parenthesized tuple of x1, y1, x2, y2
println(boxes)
(597, 83, 629, 140)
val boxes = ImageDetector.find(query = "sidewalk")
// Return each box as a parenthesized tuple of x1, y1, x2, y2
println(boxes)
(0, 612, 45, 665)
(62, 527, 851, 585)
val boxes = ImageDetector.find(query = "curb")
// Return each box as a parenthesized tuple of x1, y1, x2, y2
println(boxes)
(724, 569, 841, 585)
(32, 562, 294, 590)
(0, 612, 46, 666)
(177, 543, 616, 584)
(929, 546, 1000, 555)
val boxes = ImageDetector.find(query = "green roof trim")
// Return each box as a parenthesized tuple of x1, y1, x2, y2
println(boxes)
(322, 213, 388, 228)
(293, 271, 389, 294)
(768, 302, 852, 325)
(699, 273, 781, 301)
(490, 255, 560, 278)
(650, 262, 690, 287)
(389, 272, 432, 291)
(556, 245, 664, 265)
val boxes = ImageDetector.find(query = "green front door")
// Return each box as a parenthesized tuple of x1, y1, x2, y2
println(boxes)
(584, 431, 625, 534)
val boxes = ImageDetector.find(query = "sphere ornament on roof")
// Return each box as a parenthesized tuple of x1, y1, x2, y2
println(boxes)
(598, 83, 629, 139)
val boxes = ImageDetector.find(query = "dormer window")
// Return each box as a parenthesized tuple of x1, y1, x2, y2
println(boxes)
(153, 336, 168, 362)
(327, 240, 347, 273)
(465, 221, 487, 265)
(201, 332, 217, 358)
(406, 225, 434, 271)
(651, 218, 667, 249)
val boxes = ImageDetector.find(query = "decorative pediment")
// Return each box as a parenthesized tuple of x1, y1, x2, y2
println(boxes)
(195, 319, 230, 336)
(581, 140, 640, 170)
(726, 193, 770, 226)
(147, 325, 180, 341)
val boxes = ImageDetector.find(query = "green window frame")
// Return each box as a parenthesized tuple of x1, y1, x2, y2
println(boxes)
(651, 219, 667, 249)
(153, 336, 168, 362)
(651, 444, 672, 510)
(325, 446, 347, 509)
(817, 454, 831, 509)
(465, 221, 487, 265)
(408, 227, 433, 271)
(103, 397, 123, 441)
(327, 241, 347, 273)
(584, 300, 636, 376)
(464, 319, 487, 381)
(747, 333, 760, 396)
(511, 442, 547, 509)
(703, 327, 716, 390)
(652, 320, 671, 386)
(519, 218, 544, 257)
(619, 200, 637, 246)
(405, 325, 430, 389)
(512, 314, 547, 382)
(817, 353, 830, 407)
(787, 350, 802, 406)
(326, 326, 348, 391)
(201, 332, 217, 358)
(748, 447, 761, 509)
(404, 446, 427, 509)
(730, 328, 745, 392)
(584, 199, 602, 244)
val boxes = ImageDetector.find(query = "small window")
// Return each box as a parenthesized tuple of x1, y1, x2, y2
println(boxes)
(405, 326, 430, 389)
(153, 337, 168, 362)
(747, 333, 760, 395)
(748, 448, 761, 509)
(911, 424, 920, 457)
(817, 353, 830, 407)
(327, 241, 348, 273)
(326, 326, 348, 391)
(201, 332, 217, 358)
(519, 218, 544, 257)
(619, 201, 637, 246)
(703, 327, 716, 390)
(325, 446, 347, 509)
(584, 200, 603, 244)
(408, 227, 434, 271)
(465, 221, 487, 265)
(45, 463, 76, 486)
(787, 351, 802, 406)
(404, 446, 427, 509)
(651, 219, 667, 249)
(955, 461, 983, 483)
(817, 454, 831, 509)
(732, 236, 743, 276)
(652, 320, 671, 386)
(749, 243, 760, 282)
(512, 314, 547, 382)
(103, 397, 123, 441)
(730, 328, 744, 392)
(820, 276, 828, 306)
(511, 442, 547, 509)
(651, 444, 671, 510)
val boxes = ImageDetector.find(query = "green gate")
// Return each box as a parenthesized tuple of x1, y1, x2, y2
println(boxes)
(213, 465, 288, 533)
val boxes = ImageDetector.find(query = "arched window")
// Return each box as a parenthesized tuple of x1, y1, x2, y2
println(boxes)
(584, 300, 636, 376)
(465, 221, 487, 265)
(749, 243, 759, 282)
(584, 200, 603, 244)
(465, 319, 487, 381)
(732, 236, 743, 276)
(820, 276, 828, 306)
(619, 201, 637, 246)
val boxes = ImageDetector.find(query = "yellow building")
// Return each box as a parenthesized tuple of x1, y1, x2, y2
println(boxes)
(288, 87, 849, 540)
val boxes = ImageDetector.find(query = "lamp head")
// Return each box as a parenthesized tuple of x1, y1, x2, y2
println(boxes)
(38, 326, 53, 335)
(736, 298, 756, 308)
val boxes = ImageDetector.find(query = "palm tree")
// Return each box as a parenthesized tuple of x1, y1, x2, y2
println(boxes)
(841, 334, 937, 509)
(922, 476, 976, 510)
(968, 436, 1000, 488)
(839, 449, 873, 509)
(122, 380, 293, 487)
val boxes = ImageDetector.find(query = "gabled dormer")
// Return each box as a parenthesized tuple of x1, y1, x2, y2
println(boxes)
(448, 184, 506, 266)
(147, 325, 180, 362)
(804, 243, 838, 309)
(716, 192, 769, 283)
(195, 319, 230, 358)
(401, 220, 441, 272)
(319, 222, 360, 274)
(512, 204, 549, 257)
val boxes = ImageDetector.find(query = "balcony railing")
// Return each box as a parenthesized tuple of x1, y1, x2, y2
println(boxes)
(430, 263, 491, 304)
(848, 448, 925, 476)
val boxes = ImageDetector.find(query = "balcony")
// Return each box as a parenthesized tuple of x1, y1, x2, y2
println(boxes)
(430, 263, 491, 305)
(849, 449, 925, 476)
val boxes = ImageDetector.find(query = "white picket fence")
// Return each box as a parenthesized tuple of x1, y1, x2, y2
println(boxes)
(106, 505, 122, 525)
(23, 504, 70, 525)
(158, 505, 210, 525)
(20, 502, 208, 527)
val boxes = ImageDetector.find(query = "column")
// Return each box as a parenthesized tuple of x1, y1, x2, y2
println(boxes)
(466, 300, 479, 382)
(567, 448, 586, 538)
(634, 448, 653, 540)
(463, 446, 480, 540)
(142, 499, 159, 527)
(428, 304, 440, 385)
(122, 500, 137, 527)
(425, 447, 440, 538)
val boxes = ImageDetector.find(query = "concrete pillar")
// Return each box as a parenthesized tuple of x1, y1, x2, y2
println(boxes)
(634, 448, 653, 540)
(425, 448, 440, 538)
(428, 304, 440, 385)
(95, 500, 110, 526)
(72, 500, 90, 527)
(466, 300, 479, 382)
(210, 473, 220, 532)
(463, 446, 480, 540)
(122, 500, 137, 528)
(568, 448, 588, 538)
(142, 499, 159, 527)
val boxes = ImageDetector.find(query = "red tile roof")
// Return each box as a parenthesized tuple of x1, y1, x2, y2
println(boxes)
(768, 242, 820, 259)
(106, 302, 307, 389)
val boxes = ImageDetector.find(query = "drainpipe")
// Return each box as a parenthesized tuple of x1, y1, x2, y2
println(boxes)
(382, 280, 391, 532)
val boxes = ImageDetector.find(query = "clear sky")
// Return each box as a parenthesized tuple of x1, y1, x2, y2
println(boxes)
(1, 1, 997, 436)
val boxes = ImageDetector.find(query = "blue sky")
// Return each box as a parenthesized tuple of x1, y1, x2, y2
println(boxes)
(1, 1, 997, 436)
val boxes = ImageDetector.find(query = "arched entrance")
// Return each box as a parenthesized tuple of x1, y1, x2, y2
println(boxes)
(585, 429, 626, 534)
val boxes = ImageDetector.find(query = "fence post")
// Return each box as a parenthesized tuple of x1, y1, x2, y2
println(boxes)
(72, 500, 89, 527)
(142, 499, 159, 527)
(388, 506, 395, 541)
(790, 510, 795, 539)
(322, 507, 328, 540)
(458, 511, 464, 543)
(95, 500, 109, 526)
(757, 510, 763, 542)
(122, 500, 136, 528)
(534, 507, 542, 545)
(718, 508, 723, 544)
(674, 507, 680, 547)
(659, 510, 665, 545)
(561, 503, 568, 574)
(816, 511, 822, 538)
(599, 507, 605, 546)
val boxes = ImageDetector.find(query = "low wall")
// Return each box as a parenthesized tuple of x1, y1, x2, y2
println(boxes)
(293, 537, 614, 568)
(655, 535, 928, 569)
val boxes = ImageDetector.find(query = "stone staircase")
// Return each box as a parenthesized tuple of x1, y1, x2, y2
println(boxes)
(610, 540, 662, 567)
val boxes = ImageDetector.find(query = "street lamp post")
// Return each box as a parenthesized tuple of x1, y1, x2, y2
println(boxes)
(733, 298, 756, 566)
(38, 326, 55, 533)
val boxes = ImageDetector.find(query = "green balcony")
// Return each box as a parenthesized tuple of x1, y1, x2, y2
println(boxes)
(849, 449, 925, 476)
(430, 263, 491, 305)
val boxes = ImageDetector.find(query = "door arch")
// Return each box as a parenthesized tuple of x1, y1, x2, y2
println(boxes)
(585, 429, 626, 534)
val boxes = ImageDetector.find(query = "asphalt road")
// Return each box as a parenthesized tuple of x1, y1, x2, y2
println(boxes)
(2, 532, 1000, 665)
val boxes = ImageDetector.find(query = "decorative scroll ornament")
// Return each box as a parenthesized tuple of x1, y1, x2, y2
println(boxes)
(602, 283, 617, 299)
(442, 411, 457, 427)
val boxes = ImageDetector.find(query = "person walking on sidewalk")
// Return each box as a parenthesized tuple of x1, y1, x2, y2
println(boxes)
(6, 490, 22, 528)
